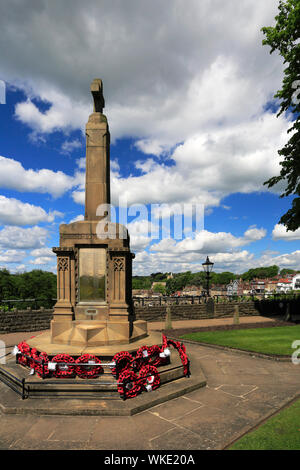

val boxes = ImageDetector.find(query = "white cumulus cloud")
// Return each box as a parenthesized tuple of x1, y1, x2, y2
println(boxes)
(272, 224, 300, 241)
(0, 249, 26, 264)
(0, 195, 63, 226)
(0, 226, 48, 249)
(0, 155, 75, 198)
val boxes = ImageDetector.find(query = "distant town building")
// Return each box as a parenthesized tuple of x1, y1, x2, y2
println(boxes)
(292, 274, 300, 290)
(132, 289, 152, 297)
(240, 281, 251, 295)
(134, 271, 300, 298)
(265, 279, 278, 293)
(227, 279, 243, 296)
(182, 285, 202, 296)
(250, 279, 265, 294)
(276, 278, 293, 293)
(210, 284, 227, 296)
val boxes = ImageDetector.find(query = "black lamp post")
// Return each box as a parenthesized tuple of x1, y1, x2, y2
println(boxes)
(202, 256, 214, 297)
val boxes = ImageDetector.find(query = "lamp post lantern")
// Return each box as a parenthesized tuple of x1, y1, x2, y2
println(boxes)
(202, 256, 214, 297)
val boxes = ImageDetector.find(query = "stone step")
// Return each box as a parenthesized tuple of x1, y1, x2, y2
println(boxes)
(0, 347, 206, 415)
(0, 351, 186, 400)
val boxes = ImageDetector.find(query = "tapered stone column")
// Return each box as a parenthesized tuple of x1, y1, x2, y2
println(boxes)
(85, 79, 110, 220)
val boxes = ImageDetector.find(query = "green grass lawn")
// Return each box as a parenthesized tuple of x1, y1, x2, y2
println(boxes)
(180, 325, 300, 356)
(229, 398, 300, 450)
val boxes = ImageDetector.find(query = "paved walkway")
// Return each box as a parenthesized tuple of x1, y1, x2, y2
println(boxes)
(148, 315, 278, 332)
(0, 319, 299, 450)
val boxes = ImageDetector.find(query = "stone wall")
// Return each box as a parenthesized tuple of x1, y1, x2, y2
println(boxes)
(0, 309, 53, 334)
(0, 298, 295, 334)
(134, 301, 261, 322)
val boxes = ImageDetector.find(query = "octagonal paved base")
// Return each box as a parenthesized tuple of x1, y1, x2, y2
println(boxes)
(0, 349, 206, 416)
(26, 330, 163, 358)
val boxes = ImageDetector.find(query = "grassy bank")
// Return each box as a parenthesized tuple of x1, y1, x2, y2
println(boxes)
(180, 325, 300, 356)
(229, 398, 300, 450)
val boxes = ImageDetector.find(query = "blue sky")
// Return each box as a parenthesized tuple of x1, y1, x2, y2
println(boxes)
(0, 0, 299, 276)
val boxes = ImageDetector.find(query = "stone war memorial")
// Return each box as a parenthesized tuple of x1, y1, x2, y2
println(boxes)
(30, 78, 148, 353)
(0, 80, 205, 412)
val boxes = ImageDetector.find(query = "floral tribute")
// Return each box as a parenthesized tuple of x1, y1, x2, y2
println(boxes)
(75, 354, 103, 379)
(17, 341, 31, 367)
(14, 334, 190, 400)
(117, 369, 142, 399)
(111, 351, 134, 378)
(51, 354, 76, 378)
(35, 351, 51, 378)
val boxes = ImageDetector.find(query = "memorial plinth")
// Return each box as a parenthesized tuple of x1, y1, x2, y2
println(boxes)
(50, 221, 147, 349)
(27, 79, 148, 354)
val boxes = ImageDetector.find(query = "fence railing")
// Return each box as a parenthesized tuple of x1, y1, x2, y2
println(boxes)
(0, 298, 56, 311)
(133, 292, 299, 307)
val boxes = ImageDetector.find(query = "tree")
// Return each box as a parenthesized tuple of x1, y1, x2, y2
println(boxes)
(132, 276, 152, 290)
(14, 270, 56, 300)
(166, 271, 192, 295)
(150, 272, 167, 281)
(152, 283, 166, 295)
(0, 269, 14, 300)
(241, 265, 279, 281)
(190, 271, 206, 286)
(262, 0, 300, 231)
(280, 268, 297, 276)
(213, 272, 237, 285)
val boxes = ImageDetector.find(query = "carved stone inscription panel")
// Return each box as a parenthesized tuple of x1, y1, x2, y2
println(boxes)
(79, 248, 106, 302)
